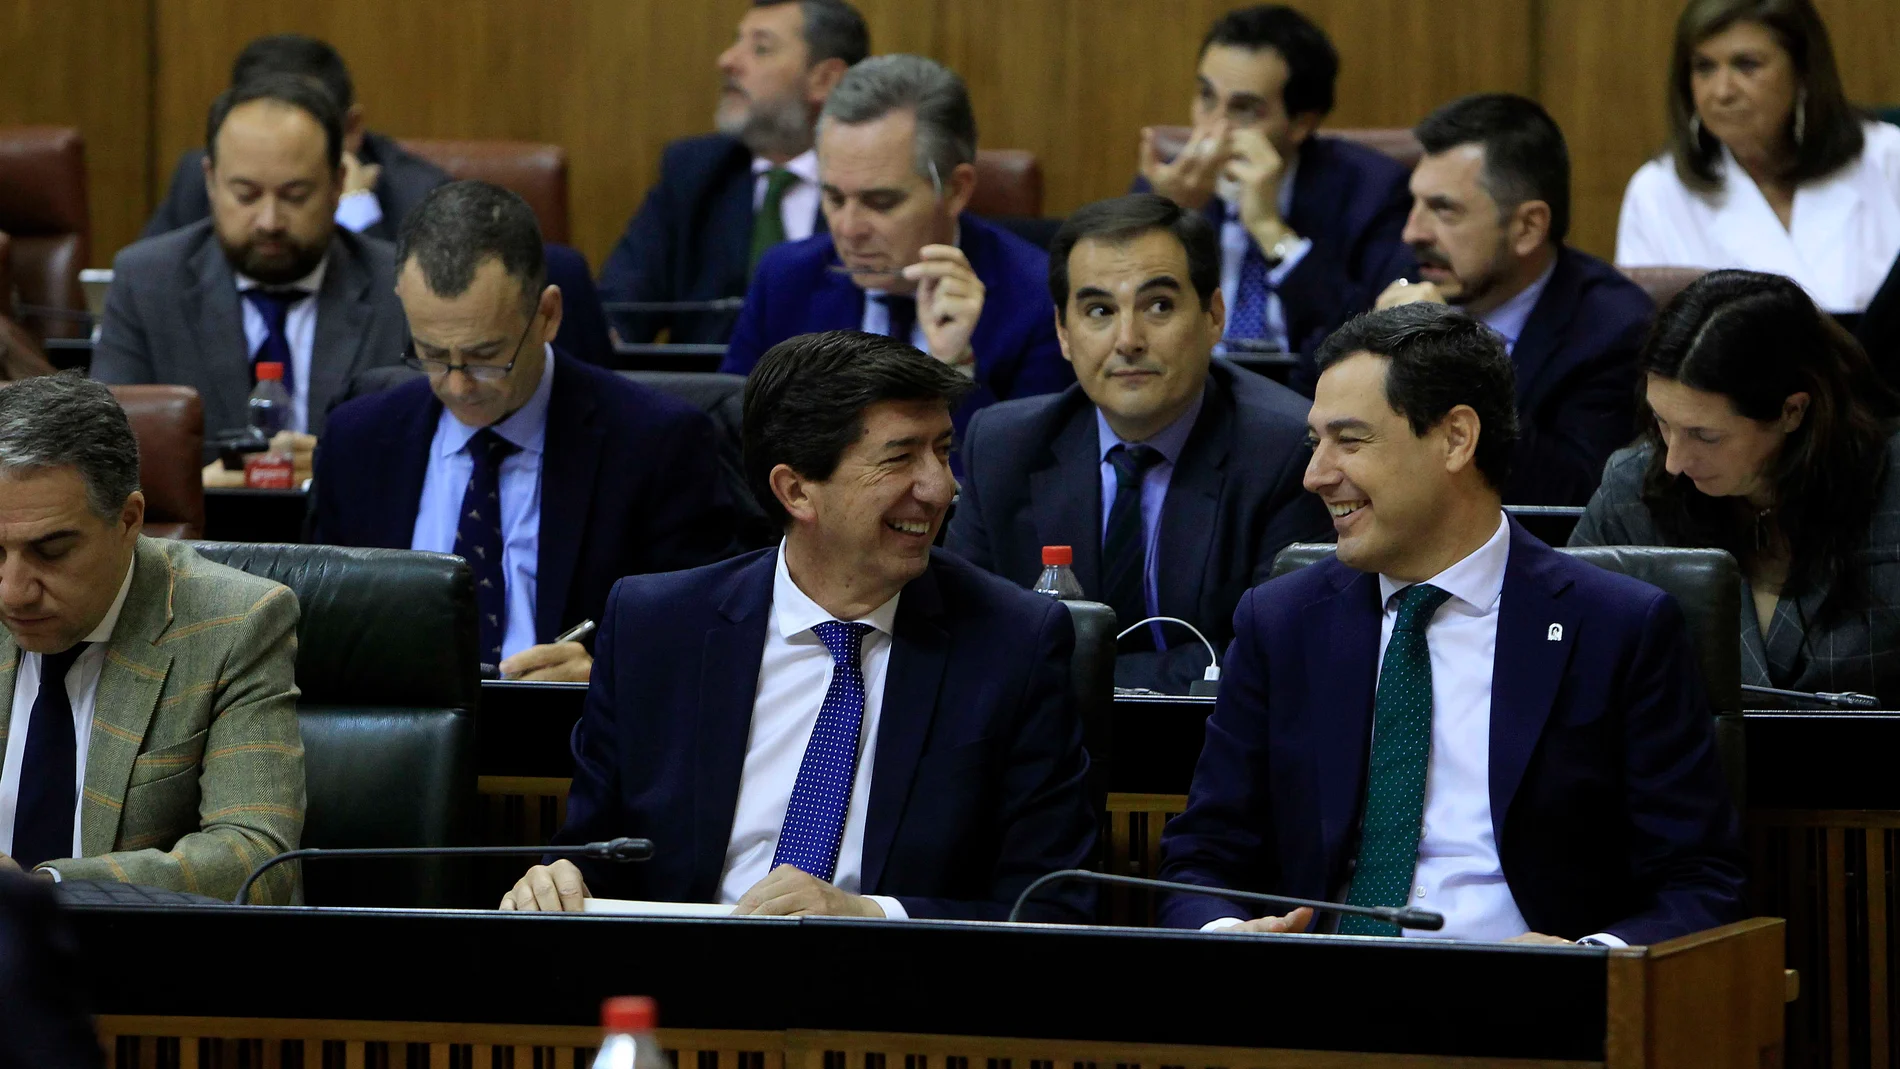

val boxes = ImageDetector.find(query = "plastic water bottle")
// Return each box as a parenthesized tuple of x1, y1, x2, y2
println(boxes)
(1033, 545, 1086, 599)
(248, 361, 291, 440)
(591, 996, 668, 1069)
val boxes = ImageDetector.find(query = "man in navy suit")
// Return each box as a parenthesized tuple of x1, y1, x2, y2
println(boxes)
(314, 182, 735, 681)
(1375, 94, 1653, 506)
(502, 331, 1096, 920)
(1159, 304, 1744, 944)
(1135, 5, 1413, 379)
(947, 194, 1330, 693)
(598, 0, 868, 345)
(720, 55, 1073, 449)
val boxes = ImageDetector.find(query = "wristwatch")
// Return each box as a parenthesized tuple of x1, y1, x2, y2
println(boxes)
(1263, 229, 1303, 267)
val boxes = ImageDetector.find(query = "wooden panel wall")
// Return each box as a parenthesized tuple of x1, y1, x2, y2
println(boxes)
(16, 1, 1900, 269)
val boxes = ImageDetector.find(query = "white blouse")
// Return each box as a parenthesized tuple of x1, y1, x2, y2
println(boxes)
(1615, 120, 1900, 312)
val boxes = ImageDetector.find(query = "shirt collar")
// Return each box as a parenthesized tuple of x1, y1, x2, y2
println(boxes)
(1377, 511, 1510, 617)
(235, 254, 329, 296)
(754, 148, 820, 187)
(435, 344, 557, 459)
(1478, 256, 1557, 351)
(771, 538, 902, 641)
(1095, 385, 1207, 467)
(82, 554, 137, 644)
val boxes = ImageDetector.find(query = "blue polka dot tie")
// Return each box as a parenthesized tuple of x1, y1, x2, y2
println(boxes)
(772, 620, 876, 882)
(454, 428, 519, 672)
(1339, 582, 1453, 936)
(1225, 237, 1275, 348)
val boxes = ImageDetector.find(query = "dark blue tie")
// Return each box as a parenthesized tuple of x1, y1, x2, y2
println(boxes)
(879, 294, 917, 347)
(1226, 239, 1275, 348)
(1102, 443, 1163, 633)
(771, 620, 875, 882)
(241, 287, 309, 396)
(454, 428, 520, 672)
(13, 643, 92, 869)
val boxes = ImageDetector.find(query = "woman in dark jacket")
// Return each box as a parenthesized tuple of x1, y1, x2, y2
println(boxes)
(1572, 269, 1900, 706)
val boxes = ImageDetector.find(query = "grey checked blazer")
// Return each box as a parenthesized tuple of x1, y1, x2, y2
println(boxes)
(1572, 436, 1900, 707)
(91, 218, 408, 452)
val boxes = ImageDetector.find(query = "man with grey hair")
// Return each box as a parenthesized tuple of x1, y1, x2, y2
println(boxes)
(720, 54, 1071, 456)
(599, 0, 869, 345)
(315, 181, 736, 683)
(0, 375, 304, 902)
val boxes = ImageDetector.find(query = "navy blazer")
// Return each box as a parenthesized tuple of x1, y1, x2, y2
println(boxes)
(555, 547, 1099, 922)
(1136, 134, 1414, 381)
(542, 243, 614, 367)
(141, 131, 451, 243)
(311, 352, 737, 642)
(718, 213, 1075, 447)
(945, 361, 1333, 690)
(1158, 520, 1746, 945)
(598, 134, 820, 345)
(1504, 246, 1655, 506)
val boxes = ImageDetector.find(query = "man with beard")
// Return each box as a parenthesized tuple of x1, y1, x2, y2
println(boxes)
(1375, 94, 1653, 506)
(598, 0, 868, 346)
(92, 74, 409, 458)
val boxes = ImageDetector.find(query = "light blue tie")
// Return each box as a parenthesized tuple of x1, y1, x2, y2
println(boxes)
(771, 620, 876, 882)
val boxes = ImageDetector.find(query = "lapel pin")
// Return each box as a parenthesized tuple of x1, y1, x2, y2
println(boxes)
(1547, 623, 1563, 642)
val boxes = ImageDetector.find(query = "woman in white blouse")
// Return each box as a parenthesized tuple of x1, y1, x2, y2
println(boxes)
(1617, 0, 1900, 313)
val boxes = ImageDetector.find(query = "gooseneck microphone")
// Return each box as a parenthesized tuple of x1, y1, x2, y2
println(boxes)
(233, 837, 655, 906)
(1742, 683, 1880, 709)
(1008, 868, 1445, 931)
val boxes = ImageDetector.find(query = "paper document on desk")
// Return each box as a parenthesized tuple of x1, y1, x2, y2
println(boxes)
(581, 898, 736, 917)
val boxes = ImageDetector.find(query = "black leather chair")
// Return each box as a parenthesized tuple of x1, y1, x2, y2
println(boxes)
(620, 369, 775, 550)
(1269, 543, 1746, 804)
(1062, 600, 1117, 826)
(190, 542, 482, 907)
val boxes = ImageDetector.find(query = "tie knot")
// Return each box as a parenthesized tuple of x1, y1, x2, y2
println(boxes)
(242, 287, 310, 318)
(762, 167, 798, 198)
(1108, 443, 1163, 485)
(469, 428, 521, 468)
(1391, 583, 1452, 632)
(812, 620, 874, 666)
(41, 642, 90, 681)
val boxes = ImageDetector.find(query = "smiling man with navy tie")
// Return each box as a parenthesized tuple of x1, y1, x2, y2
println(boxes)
(1158, 303, 1745, 944)
(501, 330, 1097, 919)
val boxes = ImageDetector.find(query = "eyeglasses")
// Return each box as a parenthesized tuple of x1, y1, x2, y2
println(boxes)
(403, 314, 538, 383)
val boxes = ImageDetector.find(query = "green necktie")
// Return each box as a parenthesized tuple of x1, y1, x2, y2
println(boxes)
(748, 167, 798, 277)
(1339, 582, 1453, 936)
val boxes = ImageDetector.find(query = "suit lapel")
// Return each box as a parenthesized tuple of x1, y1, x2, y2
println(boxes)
(1029, 403, 1104, 595)
(535, 356, 603, 641)
(185, 237, 253, 436)
(690, 553, 774, 898)
(1487, 521, 1579, 842)
(82, 539, 176, 856)
(1311, 567, 1381, 876)
(373, 389, 440, 548)
(1154, 378, 1229, 623)
(1506, 249, 1582, 410)
(310, 234, 374, 426)
(812, 261, 870, 333)
(860, 565, 949, 893)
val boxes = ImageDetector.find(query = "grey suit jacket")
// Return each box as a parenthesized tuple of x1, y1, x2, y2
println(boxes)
(91, 218, 408, 451)
(1572, 436, 1900, 706)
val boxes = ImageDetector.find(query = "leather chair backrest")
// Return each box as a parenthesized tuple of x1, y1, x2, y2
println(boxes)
(107, 385, 205, 539)
(971, 149, 1044, 218)
(621, 370, 774, 548)
(1063, 600, 1117, 822)
(0, 128, 88, 340)
(1621, 266, 1709, 312)
(1149, 125, 1424, 171)
(399, 138, 570, 244)
(186, 542, 481, 906)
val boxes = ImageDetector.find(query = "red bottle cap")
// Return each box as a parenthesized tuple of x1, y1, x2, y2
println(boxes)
(255, 361, 285, 382)
(1042, 545, 1073, 566)
(602, 995, 656, 1032)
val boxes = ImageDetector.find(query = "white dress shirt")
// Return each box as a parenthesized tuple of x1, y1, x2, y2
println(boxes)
(753, 149, 821, 244)
(334, 190, 383, 235)
(716, 543, 908, 918)
(235, 256, 327, 433)
(409, 346, 556, 661)
(1615, 120, 1900, 313)
(0, 557, 137, 858)
(1217, 156, 1313, 353)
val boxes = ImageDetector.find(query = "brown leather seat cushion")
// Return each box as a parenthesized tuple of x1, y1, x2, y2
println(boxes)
(1621, 266, 1710, 312)
(107, 385, 205, 540)
(970, 150, 1043, 218)
(398, 138, 569, 244)
(0, 127, 89, 340)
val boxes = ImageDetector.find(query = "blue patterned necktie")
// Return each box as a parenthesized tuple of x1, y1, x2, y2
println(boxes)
(1225, 239, 1275, 349)
(1101, 443, 1163, 635)
(13, 643, 92, 869)
(1339, 582, 1453, 936)
(771, 620, 876, 882)
(455, 428, 520, 672)
(241, 287, 310, 396)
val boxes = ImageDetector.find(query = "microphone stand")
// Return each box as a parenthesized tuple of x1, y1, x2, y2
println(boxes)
(1742, 683, 1880, 709)
(1008, 868, 1445, 931)
(234, 837, 655, 906)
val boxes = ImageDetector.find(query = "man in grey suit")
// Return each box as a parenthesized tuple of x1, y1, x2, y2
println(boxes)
(92, 74, 408, 454)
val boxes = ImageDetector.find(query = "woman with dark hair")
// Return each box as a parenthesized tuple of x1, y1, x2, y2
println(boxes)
(1615, 0, 1900, 314)
(1572, 270, 1900, 705)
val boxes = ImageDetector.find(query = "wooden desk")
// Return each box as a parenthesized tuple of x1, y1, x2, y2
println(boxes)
(70, 902, 1784, 1068)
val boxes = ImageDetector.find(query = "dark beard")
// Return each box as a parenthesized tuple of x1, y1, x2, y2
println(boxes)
(221, 232, 328, 286)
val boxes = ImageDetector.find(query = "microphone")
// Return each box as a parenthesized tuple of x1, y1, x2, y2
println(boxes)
(1742, 683, 1880, 709)
(233, 837, 654, 906)
(1008, 868, 1445, 930)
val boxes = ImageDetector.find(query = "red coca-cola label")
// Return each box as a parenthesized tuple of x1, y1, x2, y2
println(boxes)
(244, 451, 294, 489)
